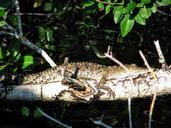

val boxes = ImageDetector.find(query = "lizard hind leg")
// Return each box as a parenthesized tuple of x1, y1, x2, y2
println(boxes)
(96, 74, 115, 99)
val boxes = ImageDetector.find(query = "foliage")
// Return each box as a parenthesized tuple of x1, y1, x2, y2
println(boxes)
(21, 106, 42, 118)
(0, 7, 6, 27)
(82, 0, 170, 37)
(0, 0, 170, 74)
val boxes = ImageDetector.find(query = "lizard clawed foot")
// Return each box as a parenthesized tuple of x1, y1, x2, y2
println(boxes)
(97, 86, 115, 99)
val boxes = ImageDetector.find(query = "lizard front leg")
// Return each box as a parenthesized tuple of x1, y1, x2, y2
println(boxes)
(96, 74, 115, 99)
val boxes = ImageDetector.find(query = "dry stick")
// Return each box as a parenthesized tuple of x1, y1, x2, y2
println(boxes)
(104, 53, 130, 75)
(128, 97, 132, 128)
(0, 31, 14, 36)
(14, 0, 56, 67)
(149, 40, 167, 128)
(20, 37, 57, 67)
(37, 108, 72, 128)
(154, 40, 167, 67)
(5, 0, 56, 68)
(139, 51, 156, 79)
(104, 47, 133, 128)
(7, 3, 59, 125)
(95, 0, 123, 5)
(157, 9, 171, 16)
(139, 50, 157, 128)
(90, 45, 106, 58)
(15, 0, 23, 36)
(13, 13, 53, 16)
(148, 94, 157, 128)
(5, 24, 56, 67)
(90, 113, 112, 128)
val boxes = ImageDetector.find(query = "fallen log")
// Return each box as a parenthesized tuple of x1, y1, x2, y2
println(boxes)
(1, 68, 171, 102)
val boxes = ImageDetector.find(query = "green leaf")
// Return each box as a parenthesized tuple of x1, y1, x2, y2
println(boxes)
(135, 12, 146, 25)
(0, 8, 5, 16)
(8, 39, 21, 60)
(136, 3, 144, 8)
(0, 48, 10, 61)
(0, 47, 3, 59)
(120, 14, 134, 37)
(22, 55, 34, 69)
(38, 26, 45, 42)
(98, 2, 104, 10)
(105, 5, 112, 14)
(123, 2, 137, 14)
(21, 107, 30, 117)
(151, 3, 157, 13)
(33, 0, 42, 8)
(156, 0, 171, 6)
(146, 7, 152, 16)
(82, 1, 95, 7)
(0, 64, 9, 72)
(33, 109, 42, 119)
(141, 0, 151, 4)
(0, 21, 6, 27)
(46, 28, 53, 42)
(44, 2, 52, 11)
(44, 44, 55, 51)
(140, 6, 151, 19)
(14, 51, 21, 61)
(113, 6, 124, 23)
(6, 39, 21, 63)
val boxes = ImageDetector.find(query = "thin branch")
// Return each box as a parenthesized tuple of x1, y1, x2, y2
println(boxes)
(104, 47, 133, 128)
(154, 40, 168, 69)
(148, 94, 157, 128)
(139, 46, 161, 128)
(90, 45, 106, 58)
(128, 97, 132, 128)
(95, 0, 123, 5)
(37, 108, 72, 128)
(14, 0, 23, 36)
(154, 40, 165, 64)
(4, 23, 56, 67)
(138, 50, 157, 128)
(104, 53, 129, 73)
(139, 50, 156, 79)
(104, 49, 134, 84)
(0, 31, 15, 36)
(90, 114, 112, 128)
(2, 1, 56, 67)
(147, 40, 167, 128)
(5, 23, 18, 37)
(20, 36, 57, 67)
(157, 9, 171, 16)
(13, 13, 53, 16)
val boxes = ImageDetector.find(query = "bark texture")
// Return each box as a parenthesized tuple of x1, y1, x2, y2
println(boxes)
(1, 69, 171, 102)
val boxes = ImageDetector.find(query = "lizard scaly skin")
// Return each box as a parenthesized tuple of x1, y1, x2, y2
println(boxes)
(19, 62, 152, 99)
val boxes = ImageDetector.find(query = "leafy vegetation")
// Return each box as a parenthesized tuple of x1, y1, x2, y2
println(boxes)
(0, 0, 170, 74)
(82, 0, 170, 37)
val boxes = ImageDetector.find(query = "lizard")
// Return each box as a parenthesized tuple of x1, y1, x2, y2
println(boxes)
(13, 62, 153, 99)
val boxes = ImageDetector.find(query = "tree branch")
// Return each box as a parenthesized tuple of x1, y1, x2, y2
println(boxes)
(1, 68, 171, 102)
